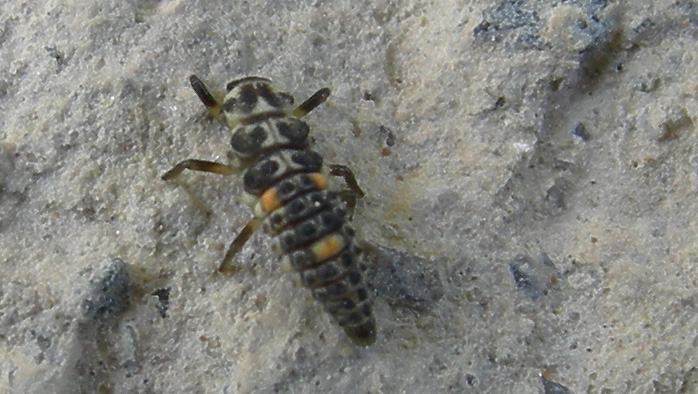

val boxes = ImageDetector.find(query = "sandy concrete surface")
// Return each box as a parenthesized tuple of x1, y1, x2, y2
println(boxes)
(1, 0, 697, 393)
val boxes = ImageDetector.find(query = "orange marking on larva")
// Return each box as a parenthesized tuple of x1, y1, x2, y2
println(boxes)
(312, 234, 345, 262)
(260, 188, 281, 212)
(308, 173, 328, 190)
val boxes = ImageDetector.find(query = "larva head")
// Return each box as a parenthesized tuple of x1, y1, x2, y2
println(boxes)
(222, 77, 295, 125)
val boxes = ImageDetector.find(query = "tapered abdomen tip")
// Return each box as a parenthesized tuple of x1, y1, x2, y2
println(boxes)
(345, 319, 377, 347)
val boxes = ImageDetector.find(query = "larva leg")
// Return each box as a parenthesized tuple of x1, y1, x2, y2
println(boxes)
(162, 159, 235, 217)
(219, 217, 263, 274)
(328, 164, 365, 218)
(189, 74, 222, 117)
(161, 159, 235, 181)
(293, 87, 331, 118)
(335, 190, 359, 213)
(329, 164, 365, 198)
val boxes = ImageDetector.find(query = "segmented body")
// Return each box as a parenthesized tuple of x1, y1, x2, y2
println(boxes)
(178, 76, 376, 346)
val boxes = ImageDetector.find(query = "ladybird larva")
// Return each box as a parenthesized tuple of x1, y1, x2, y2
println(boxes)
(162, 75, 376, 346)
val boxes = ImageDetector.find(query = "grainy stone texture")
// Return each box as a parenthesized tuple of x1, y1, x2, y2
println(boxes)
(1, 0, 697, 393)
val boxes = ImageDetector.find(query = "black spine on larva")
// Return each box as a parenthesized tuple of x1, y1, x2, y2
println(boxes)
(230, 84, 376, 346)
